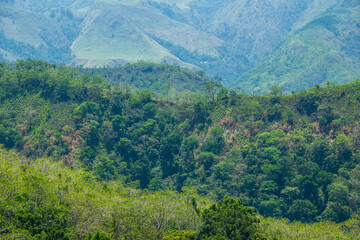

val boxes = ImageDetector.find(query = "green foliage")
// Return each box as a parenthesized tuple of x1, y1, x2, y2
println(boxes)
(268, 86, 283, 97)
(259, 216, 360, 239)
(199, 197, 259, 240)
(0, 124, 23, 148)
(88, 232, 114, 240)
(0, 148, 209, 239)
(1, 60, 360, 225)
(163, 231, 196, 240)
(202, 127, 226, 155)
(287, 200, 318, 222)
(199, 152, 216, 171)
(79, 62, 215, 95)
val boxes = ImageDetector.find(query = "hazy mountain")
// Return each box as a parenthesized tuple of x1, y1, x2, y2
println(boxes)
(0, 0, 359, 92)
(235, 4, 360, 93)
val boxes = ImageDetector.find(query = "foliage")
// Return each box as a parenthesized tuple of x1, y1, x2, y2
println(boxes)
(1, 59, 360, 224)
(259, 216, 360, 240)
(199, 197, 260, 240)
(235, 6, 360, 93)
(79, 62, 216, 95)
(0, 148, 209, 239)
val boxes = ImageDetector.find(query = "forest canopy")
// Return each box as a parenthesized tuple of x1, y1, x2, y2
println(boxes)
(0, 60, 360, 235)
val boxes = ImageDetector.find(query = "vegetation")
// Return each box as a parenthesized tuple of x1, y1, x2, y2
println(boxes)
(1, 60, 360, 239)
(259, 216, 360, 240)
(0, 147, 359, 239)
(235, 6, 360, 93)
(0, 148, 208, 239)
(2, 1, 359, 92)
(78, 62, 216, 95)
(199, 197, 259, 240)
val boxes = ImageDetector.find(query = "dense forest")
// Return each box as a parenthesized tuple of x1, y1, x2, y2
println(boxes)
(1, 148, 359, 239)
(1, 60, 360, 239)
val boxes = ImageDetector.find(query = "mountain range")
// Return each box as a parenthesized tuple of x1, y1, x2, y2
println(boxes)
(0, 0, 359, 92)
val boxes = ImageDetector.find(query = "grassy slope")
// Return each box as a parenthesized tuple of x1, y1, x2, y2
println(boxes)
(70, 1, 220, 69)
(260, 216, 360, 240)
(235, 6, 360, 93)
(70, 3, 174, 65)
(0, 4, 75, 63)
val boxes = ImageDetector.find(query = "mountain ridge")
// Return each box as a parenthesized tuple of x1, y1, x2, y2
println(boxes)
(0, 0, 359, 92)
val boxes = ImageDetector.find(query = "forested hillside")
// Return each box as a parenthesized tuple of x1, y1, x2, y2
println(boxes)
(1, 60, 360, 228)
(1, 148, 360, 239)
(1, 0, 359, 92)
(78, 62, 216, 95)
(236, 5, 360, 93)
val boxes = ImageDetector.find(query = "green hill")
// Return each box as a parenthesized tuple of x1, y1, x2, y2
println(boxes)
(1, 0, 359, 90)
(1, 60, 360, 226)
(234, 6, 360, 93)
(1, 148, 359, 239)
(0, 4, 75, 64)
(78, 61, 215, 94)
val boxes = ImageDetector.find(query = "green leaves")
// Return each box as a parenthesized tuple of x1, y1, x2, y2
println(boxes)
(1, 59, 360, 225)
(0, 148, 208, 239)
(199, 197, 259, 240)
(288, 200, 318, 222)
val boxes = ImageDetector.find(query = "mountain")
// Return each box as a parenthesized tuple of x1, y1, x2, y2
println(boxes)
(1, 59, 360, 224)
(235, 4, 360, 93)
(0, 0, 359, 92)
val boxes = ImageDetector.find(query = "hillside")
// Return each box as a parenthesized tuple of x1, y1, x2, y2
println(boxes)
(0, 148, 208, 239)
(236, 5, 360, 93)
(1, 60, 360, 226)
(78, 61, 216, 95)
(0, 0, 359, 91)
(1, 148, 359, 239)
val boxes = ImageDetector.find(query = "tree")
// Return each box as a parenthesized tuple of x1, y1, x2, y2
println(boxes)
(320, 202, 351, 223)
(199, 197, 259, 240)
(216, 87, 229, 100)
(205, 81, 220, 100)
(0, 125, 23, 149)
(202, 127, 225, 155)
(199, 152, 216, 171)
(143, 102, 157, 119)
(268, 86, 283, 97)
(307, 139, 330, 167)
(296, 92, 319, 116)
(287, 200, 317, 222)
(163, 231, 196, 240)
(328, 182, 349, 206)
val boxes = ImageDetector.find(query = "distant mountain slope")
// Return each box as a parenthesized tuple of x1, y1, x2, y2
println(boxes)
(0, 4, 75, 64)
(79, 61, 215, 94)
(69, 1, 220, 69)
(0, 0, 359, 91)
(235, 6, 360, 93)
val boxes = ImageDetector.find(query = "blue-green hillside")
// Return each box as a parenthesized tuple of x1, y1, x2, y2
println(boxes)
(1, 0, 359, 91)
(236, 6, 360, 93)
